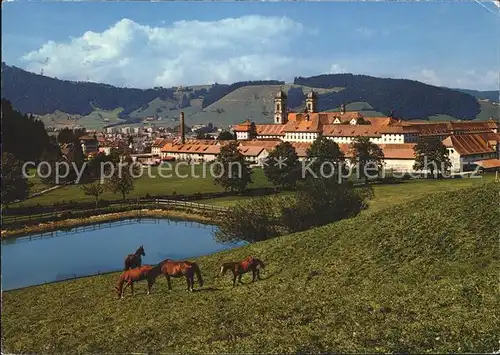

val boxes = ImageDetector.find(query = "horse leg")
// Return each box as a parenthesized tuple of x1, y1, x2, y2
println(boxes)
(252, 269, 257, 282)
(121, 282, 130, 298)
(165, 275, 172, 291)
(186, 276, 192, 292)
(257, 268, 261, 280)
(232, 273, 237, 287)
(130, 281, 134, 296)
(147, 278, 154, 295)
(238, 274, 243, 284)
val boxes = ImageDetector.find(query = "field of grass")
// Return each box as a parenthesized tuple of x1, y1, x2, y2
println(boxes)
(2, 182, 499, 353)
(202, 174, 496, 212)
(14, 164, 272, 207)
(173, 84, 344, 128)
(27, 169, 53, 193)
(476, 100, 499, 121)
(37, 106, 125, 130)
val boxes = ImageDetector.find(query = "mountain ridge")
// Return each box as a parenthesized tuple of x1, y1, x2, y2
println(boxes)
(2, 63, 497, 130)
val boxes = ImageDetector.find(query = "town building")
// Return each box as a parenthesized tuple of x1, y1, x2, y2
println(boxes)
(230, 89, 500, 173)
(79, 135, 98, 155)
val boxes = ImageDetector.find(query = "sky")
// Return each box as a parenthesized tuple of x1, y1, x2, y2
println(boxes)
(2, 1, 500, 91)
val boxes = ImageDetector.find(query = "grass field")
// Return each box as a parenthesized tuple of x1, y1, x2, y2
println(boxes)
(2, 182, 498, 353)
(16, 164, 272, 207)
(17, 168, 495, 209)
(202, 174, 496, 212)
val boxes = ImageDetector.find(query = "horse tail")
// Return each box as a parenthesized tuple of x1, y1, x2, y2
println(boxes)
(115, 275, 125, 298)
(257, 258, 265, 270)
(191, 263, 204, 287)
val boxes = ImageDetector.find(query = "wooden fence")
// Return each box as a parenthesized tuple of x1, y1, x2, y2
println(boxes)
(2, 199, 229, 228)
(154, 199, 229, 212)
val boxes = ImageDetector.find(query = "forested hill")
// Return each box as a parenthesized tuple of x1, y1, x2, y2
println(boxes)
(453, 88, 499, 102)
(1, 62, 494, 125)
(1, 63, 284, 119)
(294, 74, 481, 120)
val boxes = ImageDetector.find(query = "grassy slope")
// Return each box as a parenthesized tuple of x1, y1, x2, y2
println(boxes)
(36, 106, 125, 130)
(201, 174, 496, 211)
(476, 100, 499, 121)
(186, 84, 342, 128)
(2, 183, 499, 353)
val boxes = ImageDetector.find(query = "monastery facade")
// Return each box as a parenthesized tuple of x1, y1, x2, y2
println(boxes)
(158, 89, 500, 173)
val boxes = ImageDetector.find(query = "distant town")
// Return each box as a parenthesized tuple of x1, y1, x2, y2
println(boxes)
(57, 89, 499, 173)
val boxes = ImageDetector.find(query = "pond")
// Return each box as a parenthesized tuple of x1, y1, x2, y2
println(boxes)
(1, 218, 244, 291)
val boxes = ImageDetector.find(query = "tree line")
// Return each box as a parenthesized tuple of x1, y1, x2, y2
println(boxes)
(2, 63, 175, 119)
(294, 73, 481, 119)
(1, 98, 452, 234)
(213, 135, 451, 244)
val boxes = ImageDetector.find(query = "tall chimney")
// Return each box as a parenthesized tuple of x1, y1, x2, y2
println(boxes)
(180, 112, 185, 144)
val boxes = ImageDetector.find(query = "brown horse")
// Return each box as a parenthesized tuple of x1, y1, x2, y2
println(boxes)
(115, 264, 162, 299)
(220, 256, 265, 286)
(124, 245, 145, 270)
(158, 259, 204, 292)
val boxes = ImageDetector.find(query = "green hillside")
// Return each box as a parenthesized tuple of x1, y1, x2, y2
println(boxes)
(2, 183, 499, 353)
(476, 100, 499, 121)
(185, 84, 342, 128)
(3, 63, 499, 130)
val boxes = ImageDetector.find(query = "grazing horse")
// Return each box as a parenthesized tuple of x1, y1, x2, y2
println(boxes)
(158, 259, 204, 292)
(220, 256, 265, 286)
(124, 246, 145, 270)
(115, 264, 162, 299)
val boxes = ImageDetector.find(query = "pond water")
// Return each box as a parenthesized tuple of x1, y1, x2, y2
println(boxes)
(1, 218, 244, 291)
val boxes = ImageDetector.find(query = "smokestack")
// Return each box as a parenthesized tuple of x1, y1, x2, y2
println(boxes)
(180, 112, 185, 144)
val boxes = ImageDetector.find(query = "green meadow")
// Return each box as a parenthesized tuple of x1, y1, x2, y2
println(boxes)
(2, 183, 499, 353)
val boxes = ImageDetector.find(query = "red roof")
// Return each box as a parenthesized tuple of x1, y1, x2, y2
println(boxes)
(474, 158, 500, 169)
(442, 134, 496, 155)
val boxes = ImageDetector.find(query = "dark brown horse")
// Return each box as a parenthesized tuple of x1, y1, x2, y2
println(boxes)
(115, 264, 163, 299)
(124, 246, 145, 270)
(220, 256, 265, 286)
(158, 259, 204, 292)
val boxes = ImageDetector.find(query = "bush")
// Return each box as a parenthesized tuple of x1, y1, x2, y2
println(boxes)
(96, 200, 110, 208)
(60, 211, 73, 219)
(215, 180, 373, 243)
(215, 196, 281, 243)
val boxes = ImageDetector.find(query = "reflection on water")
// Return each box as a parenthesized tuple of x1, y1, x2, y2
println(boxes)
(1, 218, 244, 291)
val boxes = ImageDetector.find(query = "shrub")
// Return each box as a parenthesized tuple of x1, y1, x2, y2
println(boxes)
(60, 211, 73, 219)
(96, 200, 110, 208)
(215, 196, 281, 244)
(216, 180, 373, 243)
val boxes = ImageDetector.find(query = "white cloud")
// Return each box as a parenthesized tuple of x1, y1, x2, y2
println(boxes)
(419, 69, 441, 86)
(21, 16, 315, 88)
(408, 68, 499, 90)
(355, 27, 376, 38)
(19, 16, 498, 91)
(455, 70, 499, 90)
(329, 64, 347, 74)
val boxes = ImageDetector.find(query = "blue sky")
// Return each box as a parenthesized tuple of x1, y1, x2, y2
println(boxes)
(2, 1, 499, 90)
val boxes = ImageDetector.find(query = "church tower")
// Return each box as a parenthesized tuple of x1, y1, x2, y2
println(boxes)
(274, 89, 288, 124)
(306, 90, 317, 113)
